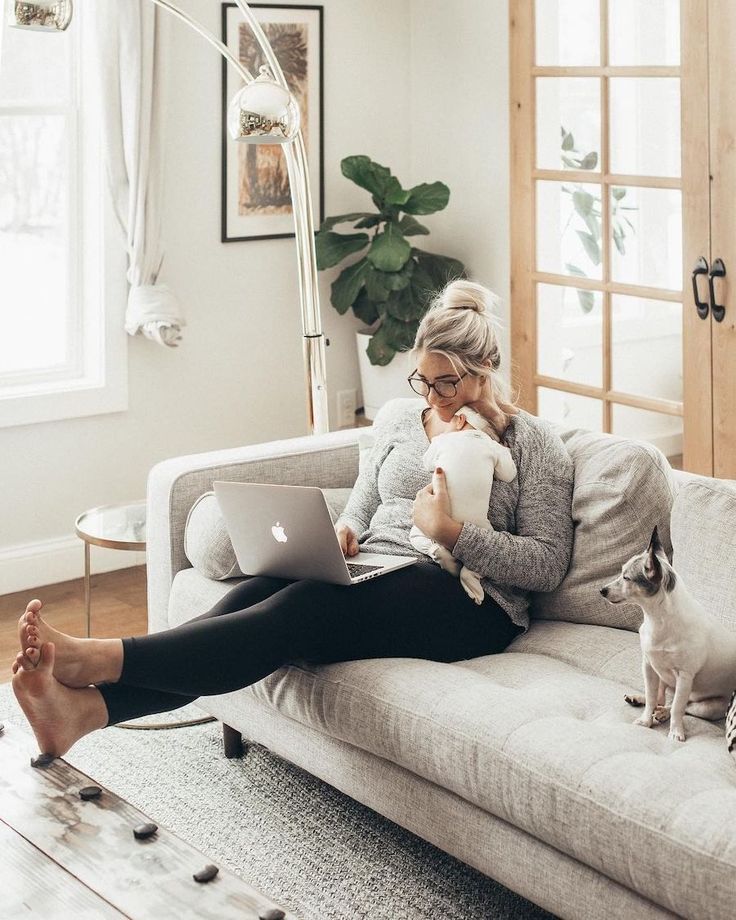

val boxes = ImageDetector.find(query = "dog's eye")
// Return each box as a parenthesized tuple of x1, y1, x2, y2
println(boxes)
(622, 576, 630, 581)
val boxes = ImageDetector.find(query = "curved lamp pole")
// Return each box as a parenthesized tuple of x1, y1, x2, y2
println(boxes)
(9, 0, 330, 435)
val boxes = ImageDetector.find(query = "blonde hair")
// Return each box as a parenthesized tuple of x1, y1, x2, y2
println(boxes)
(410, 280, 520, 437)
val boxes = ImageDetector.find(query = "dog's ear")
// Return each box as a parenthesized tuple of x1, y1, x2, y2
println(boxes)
(647, 526, 665, 558)
(644, 541, 663, 585)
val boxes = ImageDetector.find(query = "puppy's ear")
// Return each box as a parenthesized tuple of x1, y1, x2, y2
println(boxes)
(644, 543, 663, 586)
(647, 525, 665, 558)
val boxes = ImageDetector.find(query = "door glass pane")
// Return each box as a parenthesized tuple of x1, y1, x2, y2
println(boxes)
(537, 180, 603, 280)
(0, 21, 71, 104)
(609, 186, 682, 290)
(608, 0, 680, 66)
(610, 79, 681, 177)
(535, 0, 600, 66)
(538, 386, 602, 431)
(0, 114, 69, 373)
(611, 296, 682, 401)
(536, 78, 600, 172)
(537, 283, 602, 387)
(611, 404, 683, 467)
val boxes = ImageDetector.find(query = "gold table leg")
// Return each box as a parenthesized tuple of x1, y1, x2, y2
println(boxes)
(84, 541, 91, 638)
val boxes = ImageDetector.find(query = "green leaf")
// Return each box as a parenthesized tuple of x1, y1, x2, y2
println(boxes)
(341, 155, 391, 195)
(402, 182, 450, 215)
(576, 230, 601, 266)
(315, 230, 369, 270)
(354, 214, 383, 229)
(367, 224, 412, 272)
(562, 155, 581, 169)
(330, 259, 370, 314)
(612, 187, 627, 201)
(412, 249, 466, 289)
(582, 211, 600, 239)
(572, 189, 596, 216)
(352, 288, 380, 326)
(561, 131, 575, 151)
(613, 224, 626, 255)
(397, 215, 430, 236)
(384, 179, 411, 206)
(577, 289, 595, 313)
(365, 265, 391, 303)
(565, 263, 587, 277)
(319, 212, 376, 233)
(366, 325, 398, 366)
(580, 151, 598, 170)
(379, 311, 417, 350)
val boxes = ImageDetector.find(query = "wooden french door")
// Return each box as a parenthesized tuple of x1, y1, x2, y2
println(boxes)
(510, 0, 735, 477)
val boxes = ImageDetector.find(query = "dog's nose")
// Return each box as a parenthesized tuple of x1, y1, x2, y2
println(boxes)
(600, 587, 608, 597)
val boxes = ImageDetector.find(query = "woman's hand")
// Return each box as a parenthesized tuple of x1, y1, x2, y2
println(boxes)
(413, 469, 461, 549)
(335, 523, 359, 557)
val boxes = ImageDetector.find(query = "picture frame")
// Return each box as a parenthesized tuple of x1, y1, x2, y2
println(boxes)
(221, 3, 324, 243)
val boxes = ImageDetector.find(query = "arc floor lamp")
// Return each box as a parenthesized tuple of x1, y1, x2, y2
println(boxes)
(9, 0, 330, 435)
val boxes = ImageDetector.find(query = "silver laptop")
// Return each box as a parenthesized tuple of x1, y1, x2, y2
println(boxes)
(213, 481, 417, 586)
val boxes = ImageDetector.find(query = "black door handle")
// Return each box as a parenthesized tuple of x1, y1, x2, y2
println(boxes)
(709, 258, 726, 322)
(692, 256, 709, 319)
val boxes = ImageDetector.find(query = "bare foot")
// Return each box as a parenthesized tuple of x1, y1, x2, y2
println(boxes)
(11, 642, 108, 759)
(15, 599, 106, 688)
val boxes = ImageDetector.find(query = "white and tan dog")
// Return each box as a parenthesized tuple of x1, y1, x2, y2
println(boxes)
(410, 406, 517, 604)
(600, 526, 736, 742)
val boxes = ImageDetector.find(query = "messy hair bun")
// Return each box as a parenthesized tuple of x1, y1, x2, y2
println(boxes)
(410, 279, 518, 434)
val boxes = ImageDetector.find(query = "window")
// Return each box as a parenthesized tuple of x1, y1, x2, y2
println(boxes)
(0, 5, 127, 428)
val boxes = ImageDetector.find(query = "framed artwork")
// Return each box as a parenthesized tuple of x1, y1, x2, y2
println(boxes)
(221, 3, 324, 242)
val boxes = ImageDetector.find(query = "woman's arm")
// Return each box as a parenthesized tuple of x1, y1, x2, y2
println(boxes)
(450, 426, 574, 592)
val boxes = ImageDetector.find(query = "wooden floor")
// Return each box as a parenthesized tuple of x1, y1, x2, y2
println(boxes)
(0, 567, 148, 684)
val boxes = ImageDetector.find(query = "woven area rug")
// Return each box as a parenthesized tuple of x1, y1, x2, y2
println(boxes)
(0, 680, 555, 920)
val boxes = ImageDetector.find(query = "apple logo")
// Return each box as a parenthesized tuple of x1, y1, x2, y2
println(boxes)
(271, 522, 288, 543)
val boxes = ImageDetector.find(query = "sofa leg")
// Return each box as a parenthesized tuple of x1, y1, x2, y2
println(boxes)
(222, 722, 244, 758)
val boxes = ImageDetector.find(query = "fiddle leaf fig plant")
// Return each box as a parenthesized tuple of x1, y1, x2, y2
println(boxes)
(315, 155, 466, 366)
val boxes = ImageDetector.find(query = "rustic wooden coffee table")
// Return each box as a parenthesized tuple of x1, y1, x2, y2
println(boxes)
(0, 721, 296, 919)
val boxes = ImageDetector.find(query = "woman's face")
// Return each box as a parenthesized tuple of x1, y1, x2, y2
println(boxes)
(413, 351, 487, 423)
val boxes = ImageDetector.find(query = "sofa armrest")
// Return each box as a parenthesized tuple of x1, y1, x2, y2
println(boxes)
(146, 426, 365, 634)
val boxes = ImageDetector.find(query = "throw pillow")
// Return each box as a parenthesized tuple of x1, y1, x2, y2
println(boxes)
(530, 427, 676, 631)
(670, 476, 736, 631)
(185, 486, 355, 581)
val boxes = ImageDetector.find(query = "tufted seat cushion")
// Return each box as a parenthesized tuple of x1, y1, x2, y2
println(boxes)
(236, 619, 736, 919)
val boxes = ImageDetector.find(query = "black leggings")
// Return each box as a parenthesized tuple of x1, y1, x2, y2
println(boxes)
(97, 560, 524, 726)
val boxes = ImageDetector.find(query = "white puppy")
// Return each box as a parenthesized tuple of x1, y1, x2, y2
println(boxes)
(600, 526, 736, 742)
(410, 406, 517, 604)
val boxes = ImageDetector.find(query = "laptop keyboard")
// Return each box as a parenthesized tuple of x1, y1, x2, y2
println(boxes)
(346, 562, 383, 579)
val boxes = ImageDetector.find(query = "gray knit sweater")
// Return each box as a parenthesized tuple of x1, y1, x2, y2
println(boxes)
(336, 397, 575, 632)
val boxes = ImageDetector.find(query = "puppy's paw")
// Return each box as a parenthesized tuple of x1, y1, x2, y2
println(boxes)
(634, 714, 654, 728)
(652, 705, 671, 724)
(668, 725, 686, 742)
(624, 693, 645, 707)
(459, 568, 484, 605)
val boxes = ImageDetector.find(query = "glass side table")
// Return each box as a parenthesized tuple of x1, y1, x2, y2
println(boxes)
(74, 501, 146, 637)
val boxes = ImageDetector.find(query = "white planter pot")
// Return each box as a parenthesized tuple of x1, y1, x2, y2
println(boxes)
(356, 331, 413, 420)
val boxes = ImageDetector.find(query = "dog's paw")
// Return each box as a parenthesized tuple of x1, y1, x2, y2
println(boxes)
(624, 694, 645, 707)
(459, 568, 484, 605)
(652, 705, 671, 724)
(633, 714, 654, 728)
(668, 726, 686, 742)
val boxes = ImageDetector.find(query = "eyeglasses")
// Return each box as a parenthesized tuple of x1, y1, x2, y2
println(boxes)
(407, 371, 468, 399)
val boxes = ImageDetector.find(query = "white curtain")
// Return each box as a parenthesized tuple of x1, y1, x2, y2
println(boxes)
(90, 0, 186, 347)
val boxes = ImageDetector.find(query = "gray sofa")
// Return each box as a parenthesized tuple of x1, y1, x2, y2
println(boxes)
(147, 407, 736, 920)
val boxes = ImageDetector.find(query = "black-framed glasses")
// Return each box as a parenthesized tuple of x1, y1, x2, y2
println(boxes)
(407, 371, 468, 398)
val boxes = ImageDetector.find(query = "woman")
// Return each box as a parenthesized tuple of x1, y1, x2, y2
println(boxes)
(12, 280, 574, 759)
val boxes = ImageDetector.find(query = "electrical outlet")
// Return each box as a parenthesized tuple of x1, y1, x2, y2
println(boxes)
(336, 388, 357, 428)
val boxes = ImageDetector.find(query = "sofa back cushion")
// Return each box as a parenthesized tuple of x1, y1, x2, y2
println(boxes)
(531, 426, 676, 631)
(670, 476, 736, 631)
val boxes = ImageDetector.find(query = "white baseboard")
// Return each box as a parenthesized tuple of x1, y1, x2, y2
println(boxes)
(0, 535, 146, 597)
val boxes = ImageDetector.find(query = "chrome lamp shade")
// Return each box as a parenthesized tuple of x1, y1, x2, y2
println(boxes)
(227, 66, 300, 144)
(9, 1, 73, 31)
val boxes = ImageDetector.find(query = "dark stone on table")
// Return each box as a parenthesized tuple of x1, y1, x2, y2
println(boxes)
(259, 910, 286, 920)
(133, 822, 158, 840)
(193, 864, 219, 883)
(79, 785, 102, 801)
(30, 753, 55, 768)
